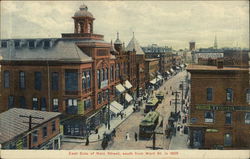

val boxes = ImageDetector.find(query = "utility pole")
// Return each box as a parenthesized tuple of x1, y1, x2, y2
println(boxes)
(19, 115, 44, 149)
(180, 81, 185, 112)
(173, 91, 180, 114)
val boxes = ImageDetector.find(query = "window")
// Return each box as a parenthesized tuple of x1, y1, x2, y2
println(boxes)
(51, 72, 59, 91)
(32, 131, 38, 143)
(43, 40, 50, 48)
(225, 112, 232, 124)
(22, 136, 28, 148)
(1, 41, 7, 48)
(29, 41, 35, 48)
(34, 72, 42, 90)
(65, 70, 78, 92)
(82, 71, 87, 90)
(52, 98, 59, 112)
(245, 112, 250, 124)
(19, 96, 26, 108)
(87, 70, 91, 89)
(103, 68, 106, 80)
(110, 66, 114, 81)
(32, 97, 38, 110)
(19, 71, 25, 89)
(14, 41, 20, 48)
(52, 121, 56, 132)
(68, 99, 77, 107)
(42, 126, 47, 138)
(100, 69, 103, 81)
(41, 97, 46, 111)
(204, 111, 214, 123)
(84, 98, 92, 110)
(97, 70, 100, 88)
(106, 68, 109, 81)
(8, 96, 14, 109)
(98, 92, 102, 104)
(224, 133, 232, 146)
(4, 70, 10, 88)
(207, 88, 213, 101)
(247, 89, 250, 104)
(226, 88, 233, 101)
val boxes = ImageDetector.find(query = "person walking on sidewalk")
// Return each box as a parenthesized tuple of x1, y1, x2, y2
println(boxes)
(134, 132, 138, 142)
(126, 132, 130, 140)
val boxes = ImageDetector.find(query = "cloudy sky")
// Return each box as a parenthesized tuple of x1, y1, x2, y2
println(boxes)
(1, 1, 249, 49)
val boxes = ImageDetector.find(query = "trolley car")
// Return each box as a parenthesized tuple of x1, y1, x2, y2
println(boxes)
(139, 111, 160, 139)
(144, 98, 159, 113)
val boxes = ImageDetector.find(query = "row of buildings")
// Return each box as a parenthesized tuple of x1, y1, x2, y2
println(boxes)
(0, 3, 183, 149)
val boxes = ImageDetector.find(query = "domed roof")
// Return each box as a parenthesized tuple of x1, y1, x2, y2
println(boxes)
(74, 4, 94, 18)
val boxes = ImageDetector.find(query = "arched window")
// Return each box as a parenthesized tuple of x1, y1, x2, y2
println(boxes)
(88, 23, 91, 33)
(4, 70, 10, 88)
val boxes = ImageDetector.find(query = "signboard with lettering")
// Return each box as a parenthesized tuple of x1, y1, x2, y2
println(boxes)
(206, 129, 219, 133)
(78, 100, 84, 114)
(196, 105, 250, 111)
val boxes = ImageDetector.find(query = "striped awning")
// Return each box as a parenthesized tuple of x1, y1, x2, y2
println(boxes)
(115, 84, 126, 93)
(125, 93, 133, 102)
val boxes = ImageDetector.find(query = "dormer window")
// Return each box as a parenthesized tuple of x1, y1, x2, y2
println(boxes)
(1, 41, 7, 48)
(29, 41, 35, 49)
(43, 40, 50, 49)
(14, 41, 20, 48)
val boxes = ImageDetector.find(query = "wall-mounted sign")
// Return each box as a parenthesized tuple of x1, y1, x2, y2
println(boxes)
(206, 129, 219, 133)
(195, 105, 250, 111)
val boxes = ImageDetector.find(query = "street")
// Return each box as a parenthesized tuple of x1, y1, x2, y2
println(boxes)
(61, 70, 190, 150)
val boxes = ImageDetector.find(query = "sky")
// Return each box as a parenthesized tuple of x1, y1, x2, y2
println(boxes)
(0, 1, 249, 49)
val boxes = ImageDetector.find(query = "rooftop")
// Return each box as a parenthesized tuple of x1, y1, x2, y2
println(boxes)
(0, 108, 61, 144)
(126, 35, 145, 55)
(187, 64, 249, 71)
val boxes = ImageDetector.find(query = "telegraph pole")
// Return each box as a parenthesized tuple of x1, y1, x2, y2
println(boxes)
(180, 81, 185, 112)
(173, 91, 181, 114)
(19, 115, 44, 149)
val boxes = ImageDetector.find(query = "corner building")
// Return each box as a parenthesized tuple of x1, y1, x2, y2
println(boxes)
(187, 64, 250, 149)
(0, 4, 142, 137)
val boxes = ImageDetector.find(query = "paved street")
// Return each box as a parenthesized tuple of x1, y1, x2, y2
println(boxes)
(61, 70, 190, 150)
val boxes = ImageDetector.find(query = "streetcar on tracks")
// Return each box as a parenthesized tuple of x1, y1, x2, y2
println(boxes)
(155, 92, 164, 103)
(144, 97, 159, 113)
(139, 111, 160, 139)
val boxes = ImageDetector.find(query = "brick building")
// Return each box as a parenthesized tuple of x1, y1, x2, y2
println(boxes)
(0, 108, 61, 149)
(0, 4, 142, 137)
(142, 44, 173, 78)
(187, 64, 250, 149)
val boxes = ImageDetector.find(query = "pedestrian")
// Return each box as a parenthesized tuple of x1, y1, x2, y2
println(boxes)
(170, 86, 172, 90)
(95, 128, 98, 134)
(105, 122, 108, 128)
(121, 113, 123, 120)
(126, 132, 130, 140)
(113, 129, 116, 137)
(98, 134, 100, 140)
(170, 101, 171, 105)
(134, 132, 138, 142)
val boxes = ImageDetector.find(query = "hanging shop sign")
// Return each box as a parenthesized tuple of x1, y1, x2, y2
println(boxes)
(206, 129, 219, 133)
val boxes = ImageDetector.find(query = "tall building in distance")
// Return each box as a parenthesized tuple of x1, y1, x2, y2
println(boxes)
(189, 41, 196, 51)
(214, 36, 218, 49)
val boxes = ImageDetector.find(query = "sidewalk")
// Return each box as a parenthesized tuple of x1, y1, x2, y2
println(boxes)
(62, 104, 134, 143)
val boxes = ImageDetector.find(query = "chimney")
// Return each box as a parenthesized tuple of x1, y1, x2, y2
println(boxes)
(217, 59, 224, 69)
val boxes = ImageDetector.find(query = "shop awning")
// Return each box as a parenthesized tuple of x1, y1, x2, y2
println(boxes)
(150, 79, 157, 84)
(157, 75, 163, 80)
(110, 101, 123, 112)
(110, 105, 120, 114)
(166, 71, 170, 75)
(170, 68, 174, 73)
(115, 84, 126, 93)
(176, 66, 181, 70)
(124, 80, 132, 89)
(125, 93, 133, 102)
(180, 64, 184, 68)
